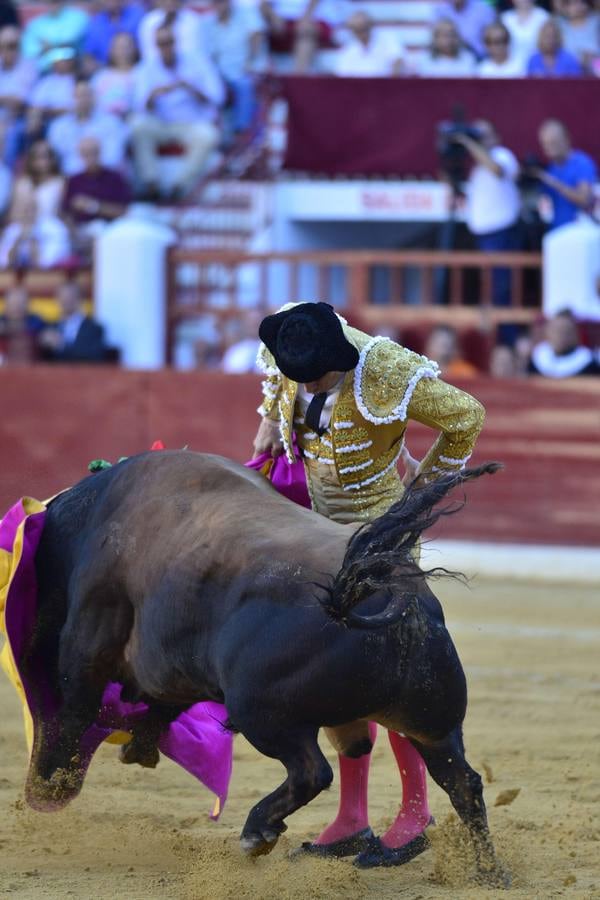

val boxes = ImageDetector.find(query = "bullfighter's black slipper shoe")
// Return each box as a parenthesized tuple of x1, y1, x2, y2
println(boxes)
(353, 818, 435, 869)
(290, 827, 375, 859)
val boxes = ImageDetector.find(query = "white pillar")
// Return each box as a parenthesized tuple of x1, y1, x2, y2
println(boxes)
(95, 205, 176, 369)
(543, 219, 600, 322)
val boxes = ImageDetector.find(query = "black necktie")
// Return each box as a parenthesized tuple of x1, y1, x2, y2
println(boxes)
(305, 392, 328, 436)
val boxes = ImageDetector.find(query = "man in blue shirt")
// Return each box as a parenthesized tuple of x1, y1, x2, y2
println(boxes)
(83, 0, 145, 69)
(535, 119, 597, 229)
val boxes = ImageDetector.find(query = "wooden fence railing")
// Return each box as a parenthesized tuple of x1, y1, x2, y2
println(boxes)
(165, 248, 542, 363)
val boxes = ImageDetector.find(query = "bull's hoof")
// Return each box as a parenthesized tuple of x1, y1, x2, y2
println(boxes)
(118, 741, 159, 768)
(475, 863, 512, 889)
(353, 820, 434, 869)
(240, 829, 281, 857)
(290, 827, 374, 860)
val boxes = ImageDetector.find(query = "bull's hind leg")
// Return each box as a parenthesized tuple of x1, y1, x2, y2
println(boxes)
(237, 724, 333, 856)
(413, 728, 510, 888)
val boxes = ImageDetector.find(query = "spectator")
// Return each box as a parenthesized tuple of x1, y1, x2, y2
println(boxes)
(534, 118, 597, 229)
(83, 0, 144, 71)
(0, 140, 70, 267)
(559, 0, 600, 70)
(433, 0, 495, 58)
(138, 0, 207, 64)
(478, 22, 525, 75)
(48, 79, 129, 176)
(416, 19, 477, 76)
(0, 26, 36, 166)
(456, 120, 522, 307)
(131, 24, 224, 200)
(38, 280, 107, 362)
(331, 10, 404, 76)
(204, 0, 265, 137)
(501, 0, 549, 67)
(27, 50, 77, 139)
(0, 285, 45, 364)
(424, 324, 478, 377)
(529, 309, 600, 375)
(22, 0, 89, 73)
(489, 343, 518, 377)
(91, 32, 139, 118)
(62, 136, 131, 258)
(0, 154, 10, 213)
(259, 0, 348, 73)
(220, 311, 262, 372)
(527, 18, 583, 74)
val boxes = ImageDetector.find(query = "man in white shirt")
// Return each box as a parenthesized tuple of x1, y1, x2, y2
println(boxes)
(138, 0, 207, 63)
(332, 11, 403, 76)
(456, 119, 523, 306)
(131, 24, 224, 199)
(47, 79, 129, 175)
(477, 22, 525, 76)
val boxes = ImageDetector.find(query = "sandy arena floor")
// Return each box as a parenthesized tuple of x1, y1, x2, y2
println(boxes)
(1, 577, 599, 900)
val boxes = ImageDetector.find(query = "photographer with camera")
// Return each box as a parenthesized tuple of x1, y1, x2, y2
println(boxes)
(531, 119, 597, 230)
(451, 119, 522, 306)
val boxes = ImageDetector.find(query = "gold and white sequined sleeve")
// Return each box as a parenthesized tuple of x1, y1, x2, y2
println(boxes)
(406, 377, 485, 478)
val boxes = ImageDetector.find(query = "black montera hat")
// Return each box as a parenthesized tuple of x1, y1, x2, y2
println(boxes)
(259, 302, 359, 383)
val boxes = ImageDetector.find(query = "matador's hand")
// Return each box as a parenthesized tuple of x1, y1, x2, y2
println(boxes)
(401, 444, 421, 487)
(253, 417, 284, 459)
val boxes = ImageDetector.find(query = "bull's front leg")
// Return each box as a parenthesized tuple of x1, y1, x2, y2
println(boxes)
(237, 724, 333, 856)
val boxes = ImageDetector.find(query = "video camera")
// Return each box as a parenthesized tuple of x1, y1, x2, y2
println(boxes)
(436, 106, 483, 192)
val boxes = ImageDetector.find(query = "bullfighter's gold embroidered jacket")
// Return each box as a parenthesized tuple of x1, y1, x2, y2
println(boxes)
(257, 311, 485, 519)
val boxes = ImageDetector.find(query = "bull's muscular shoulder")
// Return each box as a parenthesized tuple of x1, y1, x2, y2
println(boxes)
(351, 333, 440, 424)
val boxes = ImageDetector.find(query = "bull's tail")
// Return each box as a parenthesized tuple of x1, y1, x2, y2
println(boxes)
(319, 462, 502, 629)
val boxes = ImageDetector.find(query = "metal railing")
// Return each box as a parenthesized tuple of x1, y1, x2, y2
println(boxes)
(165, 248, 542, 363)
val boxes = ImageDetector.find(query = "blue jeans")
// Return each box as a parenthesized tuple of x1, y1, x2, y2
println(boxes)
(229, 76, 257, 133)
(475, 222, 522, 307)
(2, 117, 25, 167)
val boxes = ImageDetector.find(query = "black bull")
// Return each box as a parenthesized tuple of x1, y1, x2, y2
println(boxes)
(23, 451, 506, 884)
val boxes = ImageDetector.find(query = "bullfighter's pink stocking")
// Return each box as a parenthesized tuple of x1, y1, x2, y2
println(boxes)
(314, 722, 378, 844)
(381, 732, 431, 849)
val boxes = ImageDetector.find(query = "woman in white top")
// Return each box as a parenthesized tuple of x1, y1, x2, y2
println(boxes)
(417, 19, 477, 76)
(501, 0, 549, 67)
(0, 140, 69, 267)
(92, 32, 138, 118)
(478, 22, 525, 75)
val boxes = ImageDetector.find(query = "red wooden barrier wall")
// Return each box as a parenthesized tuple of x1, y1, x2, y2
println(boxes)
(1, 367, 598, 546)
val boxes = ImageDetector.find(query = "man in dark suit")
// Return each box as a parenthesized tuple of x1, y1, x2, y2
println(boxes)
(39, 280, 107, 362)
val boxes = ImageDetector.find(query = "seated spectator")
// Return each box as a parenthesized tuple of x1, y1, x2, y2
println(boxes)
(38, 281, 108, 362)
(478, 23, 525, 75)
(139, 0, 207, 64)
(0, 285, 45, 364)
(424, 324, 478, 378)
(27, 50, 77, 139)
(529, 309, 600, 376)
(416, 19, 477, 76)
(533, 119, 597, 229)
(501, 0, 549, 67)
(0, 26, 37, 166)
(259, 0, 348, 73)
(22, 0, 89, 73)
(489, 343, 518, 377)
(83, 0, 145, 72)
(91, 32, 139, 118)
(62, 136, 131, 259)
(331, 10, 404, 76)
(433, 0, 495, 58)
(559, 0, 600, 71)
(220, 311, 262, 372)
(131, 24, 224, 200)
(204, 0, 265, 138)
(527, 18, 583, 74)
(48, 79, 129, 176)
(0, 140, 70, 267)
